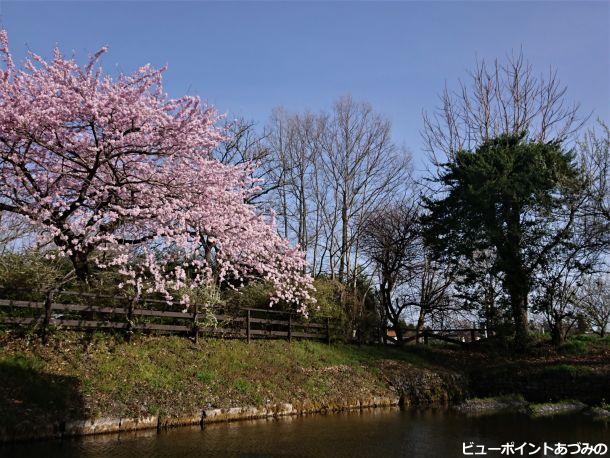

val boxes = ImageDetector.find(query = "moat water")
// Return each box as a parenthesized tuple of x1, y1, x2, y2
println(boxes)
(2, 408, 608, 457)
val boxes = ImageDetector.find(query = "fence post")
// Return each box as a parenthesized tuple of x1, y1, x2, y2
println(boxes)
(246, 309, 251, 344)
(326, 317, 331, 345)
(126, 294, 138, 342)
(192, 302, 199, 343)
(288, 313, 292, 343)
(41, 290, 54, 345)
(266, 310, 270, 338)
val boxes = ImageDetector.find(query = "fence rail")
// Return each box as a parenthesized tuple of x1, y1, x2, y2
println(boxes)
(0, 293, 333, 344)
(389, 327, 487, 346)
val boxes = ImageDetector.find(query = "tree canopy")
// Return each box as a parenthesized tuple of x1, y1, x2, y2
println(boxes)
(0, 31, 314, 311)
(423, 133, 585, 347)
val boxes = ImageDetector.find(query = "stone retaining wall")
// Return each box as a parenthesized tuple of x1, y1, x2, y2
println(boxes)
(0, 396, 401, 443)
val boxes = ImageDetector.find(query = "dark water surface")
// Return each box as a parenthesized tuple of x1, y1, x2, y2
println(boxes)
(2, 408, 608, 457)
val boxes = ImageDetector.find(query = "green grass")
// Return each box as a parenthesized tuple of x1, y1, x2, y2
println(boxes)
(543, 363, 580, 374)
(2, 330, 606, 428)
(560, 334, 610, 355)
(470, 394, 525, 403)
(527, 400, 587, 417)
(2, 352, 45, 372)
(233, 378, 252, 394)
(539, 363, 597, 378)
(196, 369, 215, 383)
(0, 331, 427, 424)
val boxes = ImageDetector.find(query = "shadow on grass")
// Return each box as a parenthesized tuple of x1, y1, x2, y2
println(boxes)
(0, 354, 85, 432)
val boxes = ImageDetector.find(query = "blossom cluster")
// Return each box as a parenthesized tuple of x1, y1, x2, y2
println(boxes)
(0, 31, 314, 312)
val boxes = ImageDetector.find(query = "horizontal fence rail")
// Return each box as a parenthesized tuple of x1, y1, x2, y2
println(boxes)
(388, 327, 488, 346)
(0, 292, 334, 344)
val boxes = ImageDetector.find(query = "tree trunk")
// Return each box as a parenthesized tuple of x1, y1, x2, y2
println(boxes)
(503, 243, 530, 350)
(126, 294, 139, 341)
(483, 280, 497, 335)
(281, 187, 289, 238)
(509, 286, 529, 350)
(503, 261, 530, 349)
(551, 317, 564, 346)
(415, 307, 426, 344)
(41, 290, 54, 344)
(339, 189, 349, 282)
(502, 205, 530, 350)
(204, 240, 219, 284)
(71, 251, 90, 282)
(394, 322, 404, 346)
(379, 282, 392, 345)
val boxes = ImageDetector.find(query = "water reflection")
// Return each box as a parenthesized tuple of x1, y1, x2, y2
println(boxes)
(2, 407, 608, 457)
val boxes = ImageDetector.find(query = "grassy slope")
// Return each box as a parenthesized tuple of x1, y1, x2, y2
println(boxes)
(0, 330, 431, 427)
(1, 331, 608, 430)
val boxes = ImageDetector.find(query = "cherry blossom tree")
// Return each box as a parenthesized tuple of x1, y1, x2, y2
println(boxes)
(0, 31, 314, 312)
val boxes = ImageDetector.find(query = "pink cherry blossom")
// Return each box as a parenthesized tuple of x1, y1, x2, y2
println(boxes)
(0, 31, 314, 312)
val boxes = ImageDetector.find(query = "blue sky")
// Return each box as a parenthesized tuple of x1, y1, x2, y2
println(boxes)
(1, 1, 608, 170)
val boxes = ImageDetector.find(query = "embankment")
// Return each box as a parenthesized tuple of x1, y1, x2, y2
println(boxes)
(0, 331, 607, 442)
(0, 331, 464, 442)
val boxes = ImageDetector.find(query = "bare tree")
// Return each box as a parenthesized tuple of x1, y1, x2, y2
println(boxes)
(322, 95, 410, 282)
(266, 97, 409, 281)
(422, 51, 583, 169)
(412, 252, 454, 343)
(265, 108, 327, 268)
(0, 213, 36, 254)
(533, 260, 584, 346)
(359, 200, 420, 343)
(580, 121, 610, 254)
(214, 117, 276, 205)
(578, 275, 610, 337)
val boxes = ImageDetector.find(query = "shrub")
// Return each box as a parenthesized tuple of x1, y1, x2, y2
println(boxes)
(310, 277, 345, 319)
(221, 281, 275, 312)
(0, 250, 73, 299)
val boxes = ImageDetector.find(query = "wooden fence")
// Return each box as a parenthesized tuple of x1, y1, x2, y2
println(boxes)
(0, 290, 332, 344)
(394, 327, 487, 346)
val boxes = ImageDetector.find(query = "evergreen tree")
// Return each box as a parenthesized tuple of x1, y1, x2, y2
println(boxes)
(423, 134, 584, 349)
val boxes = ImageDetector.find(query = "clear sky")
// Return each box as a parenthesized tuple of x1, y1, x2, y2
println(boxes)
(1, 1, 608, 170)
